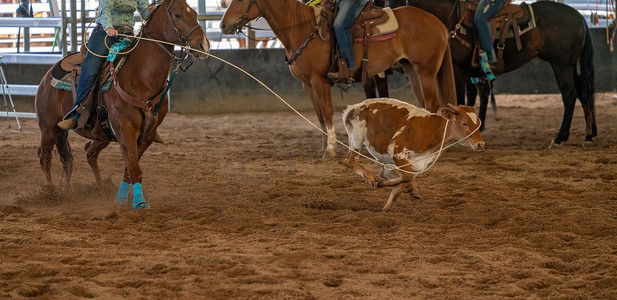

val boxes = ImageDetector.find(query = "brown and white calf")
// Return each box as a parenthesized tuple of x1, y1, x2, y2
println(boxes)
(342, 98, 485, 212)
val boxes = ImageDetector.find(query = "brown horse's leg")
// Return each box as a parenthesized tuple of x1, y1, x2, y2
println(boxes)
(399, 60, 426, 109)
(550, 65, 578, 146)
(118, 137, 141, 184)
(309, 77, 336, 158)
(117, 128, 149, 209)
(38, 126, 61, 185)
(55, 130, 74, 184)
(301, 82, 329, 156)
(116, 118, 158, 209)
(411, 63, 440, 113)
(85, 139, 110, 183)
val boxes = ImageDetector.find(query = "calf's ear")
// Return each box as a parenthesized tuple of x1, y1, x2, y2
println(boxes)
(440, 107, 458, 120)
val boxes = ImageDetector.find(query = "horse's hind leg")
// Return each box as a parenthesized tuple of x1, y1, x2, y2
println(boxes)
(38, 127, 61, 185)
(476, 82, 492, 131)
(85, 139, 110, 183)
(55, 130, 74, 184)
(551, 65, 578, 146)
(399, 60, 426, 108)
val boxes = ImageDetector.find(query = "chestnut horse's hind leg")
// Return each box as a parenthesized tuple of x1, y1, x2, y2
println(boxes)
(38, 126, 61, 185)
(85, 139, 110, 183)
(399, 60, 426, 109)
(55, 130, 74, 184)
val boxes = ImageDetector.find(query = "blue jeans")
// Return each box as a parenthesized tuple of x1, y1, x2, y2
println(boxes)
(333, 0, 368, 70)
(474, 0, 505, 62)
(68, 25, 120, 120)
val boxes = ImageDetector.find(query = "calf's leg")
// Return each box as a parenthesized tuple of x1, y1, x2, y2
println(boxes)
(382, 183, 406, 212)
(380, 164, 415, 212)
(344, 150, 376, 188)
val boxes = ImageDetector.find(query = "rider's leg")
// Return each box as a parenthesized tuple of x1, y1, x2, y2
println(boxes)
(473, 0, 504, 63)
(58, 26, 118, 130)
(333, 0, 368, 70)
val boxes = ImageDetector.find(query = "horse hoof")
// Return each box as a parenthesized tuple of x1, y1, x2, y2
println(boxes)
(133, 202, 150, 210)
(322, 147, 336, 158)
(582, 141, 595, 148)
(115, 196, 128, 205)
(548, 140, 562, 149)
(115, 181, 131, 205)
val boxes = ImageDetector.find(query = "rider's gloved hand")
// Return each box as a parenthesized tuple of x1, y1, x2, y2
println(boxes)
(106, 27, 119, 36)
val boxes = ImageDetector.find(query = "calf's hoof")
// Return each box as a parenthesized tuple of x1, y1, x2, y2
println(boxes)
(406, 188, 421, 199)
(364, 179, 378, 189)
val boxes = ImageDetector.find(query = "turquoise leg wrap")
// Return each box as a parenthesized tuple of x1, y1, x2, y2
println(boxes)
(479, 52, 496, 81)
(132, 183, 150, 210)
(115, 181, 131, 205)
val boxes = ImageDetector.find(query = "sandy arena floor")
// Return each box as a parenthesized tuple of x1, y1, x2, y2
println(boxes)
(1, 94, 617, 298)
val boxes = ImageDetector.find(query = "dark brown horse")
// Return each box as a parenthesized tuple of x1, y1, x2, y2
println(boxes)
(35, 0, 209, 209)
(390, 0, 597, 147)
(220, 0, 456, 157)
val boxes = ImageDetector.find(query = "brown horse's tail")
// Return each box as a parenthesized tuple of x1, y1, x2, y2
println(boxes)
(574, 22, 597, 141)
(437, 45, 457, 107)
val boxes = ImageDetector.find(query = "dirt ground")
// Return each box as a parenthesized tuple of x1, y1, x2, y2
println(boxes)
(1, 93, 617, 299)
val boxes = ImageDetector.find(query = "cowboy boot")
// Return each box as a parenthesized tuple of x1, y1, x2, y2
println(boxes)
(57, 118, 77, 131)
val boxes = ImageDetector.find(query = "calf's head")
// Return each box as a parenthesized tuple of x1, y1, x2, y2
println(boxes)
(440, 104, 485, 151)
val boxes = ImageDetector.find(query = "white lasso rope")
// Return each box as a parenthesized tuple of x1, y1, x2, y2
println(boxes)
(95, 32, 481, 176)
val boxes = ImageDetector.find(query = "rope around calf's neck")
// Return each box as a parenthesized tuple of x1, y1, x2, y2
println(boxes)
(98, 33, 480, 176)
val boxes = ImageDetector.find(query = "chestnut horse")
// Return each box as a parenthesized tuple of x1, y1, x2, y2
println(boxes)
(220, 0, 456, 157)
(35, 0, 209, 209)
(390, 0, 597, 147)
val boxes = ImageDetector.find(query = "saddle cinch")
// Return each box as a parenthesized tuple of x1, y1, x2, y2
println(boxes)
(312, 0, 399, 84)
(50, 45, 130, 140)
(453, 0, 537, 75)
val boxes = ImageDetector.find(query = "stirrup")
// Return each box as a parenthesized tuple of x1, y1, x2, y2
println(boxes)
(327, 71, 353, 84)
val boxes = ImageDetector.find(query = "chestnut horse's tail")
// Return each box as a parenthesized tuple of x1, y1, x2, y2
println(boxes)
(574, 22, 597, 139)
(437, 45, 457, 107)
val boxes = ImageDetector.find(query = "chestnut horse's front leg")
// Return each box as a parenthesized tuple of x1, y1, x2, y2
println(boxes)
(117, 120, 158, 208)
(115, 119, 149, 210)
(309, 76, 337, 158)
